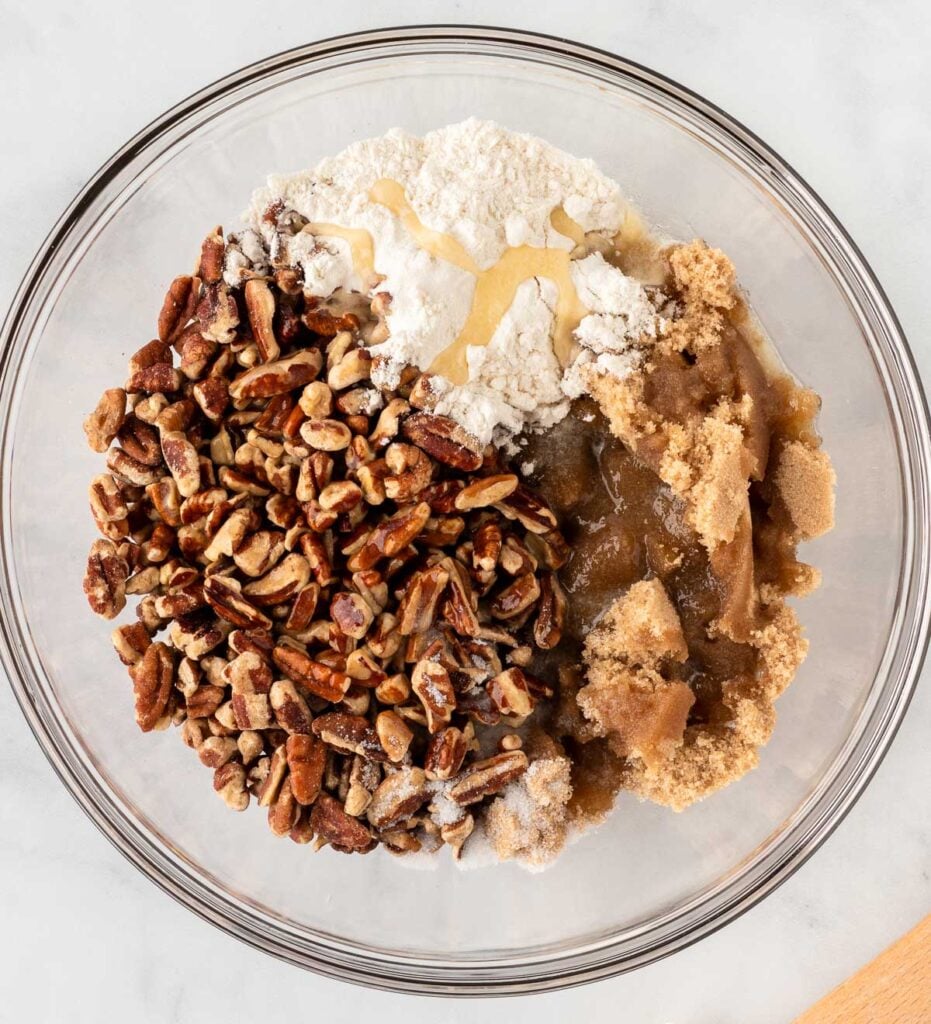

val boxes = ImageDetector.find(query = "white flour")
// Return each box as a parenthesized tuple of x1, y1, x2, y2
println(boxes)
(246, 119, 663, 444)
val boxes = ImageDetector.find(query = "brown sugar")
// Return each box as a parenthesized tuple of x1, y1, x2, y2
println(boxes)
(524, 236, 835, 822)
(585, 578, 688, 664)
(774, 440, 836, 540)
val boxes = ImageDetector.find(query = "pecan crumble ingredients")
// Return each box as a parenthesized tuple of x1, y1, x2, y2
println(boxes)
(81, 121, 834, 869)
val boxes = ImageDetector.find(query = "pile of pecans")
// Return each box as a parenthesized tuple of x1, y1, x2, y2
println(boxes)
(82, 226, 569, 857)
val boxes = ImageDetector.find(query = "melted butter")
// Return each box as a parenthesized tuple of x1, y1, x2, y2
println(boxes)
(429, 246, 589, 384)
(550, 206, 587, 246)
(369, 179, 479, 274)
(313, 180, 595, 387)
(305, 223, 376, 280)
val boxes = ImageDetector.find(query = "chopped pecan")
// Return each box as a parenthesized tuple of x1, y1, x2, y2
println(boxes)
(330, 591, 375, 640)
(374, 710, 413, 763)
(89, 474, 129, 540)
(383, 443, 433, 501)
(243, 278, 280, 363)
(534, 571, 566, 649)
(255, 745, 288, 807)
(213, 761, 249, 811)
(298, 381, 333, 419)
(524, 528, 570, 570)
(397, 564, 449, 635)
(192, 375, 229, 422)
(486, 667, 535, 717)
(160, 431, 201, 497)
(309, 793, 375, 853)
(83, 539, 129, 619)
(495, 484, 558, 534)
(106, 446, 163, 487)
(366, 768, 428, 829)
(286, 733, 326, 805)
(424, 727, 468, 781)
(299, 418, 352, 452)
(187, 684, 226, 719)
(284, 583, 320, 632)
(447, 751, 529, 806)
(203, 575, 272, 630)
(348, 501, 431, 571)
(229, 349, 322, 401)
(328, 348, 371, 390)
(272, 644, 351, 702)
(411, 659, 456, 734)
(116, 416, 163, 467)
(440, 557, 480, 637)
(375, 673, 410, 705)
(311, 712, 373, 755)
(178, 330, 218, 380)
(499, 534, 538, 575)
(420, 479, 465, 514)
(242, 552, 310, 605)
(158, 275, 198, 343)
(454, 473, 518, 511)
(268, 776, 300, 836)
(318, 480, 363, 512)
(491, 572, 541, 620)
(111, 622, 152, 666)
(127, 362, 182, 395)
(196, 282, 239, 343)
(269, 679, 313, 734)
(441, 814, 475, 859)
(401, 413, 483, 471)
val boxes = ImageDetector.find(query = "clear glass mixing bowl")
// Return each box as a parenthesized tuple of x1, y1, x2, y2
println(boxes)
(1, 27, 928, 996)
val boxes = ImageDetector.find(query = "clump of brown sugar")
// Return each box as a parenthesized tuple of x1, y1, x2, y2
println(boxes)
(578, 580, 694, 770)
(774, 441, 836, 540)
(621, 594, 808, 810)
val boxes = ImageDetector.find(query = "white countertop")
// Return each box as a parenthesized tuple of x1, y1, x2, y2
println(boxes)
(1, 2, 929, 1021)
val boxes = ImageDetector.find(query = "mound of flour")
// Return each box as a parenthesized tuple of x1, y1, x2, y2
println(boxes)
(247, 119, 662, 444)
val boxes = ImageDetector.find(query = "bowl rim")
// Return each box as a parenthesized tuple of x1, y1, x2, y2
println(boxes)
(1, 24, 929, 997)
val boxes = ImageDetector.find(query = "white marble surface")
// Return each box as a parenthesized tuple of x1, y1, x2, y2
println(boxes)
(1, 2, 929, 1021)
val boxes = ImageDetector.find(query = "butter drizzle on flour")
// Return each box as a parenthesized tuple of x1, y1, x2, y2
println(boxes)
(247, 119, 664, 445)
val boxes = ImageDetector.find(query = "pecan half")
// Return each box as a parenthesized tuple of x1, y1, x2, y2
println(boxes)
(132, 642, 175, 732)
